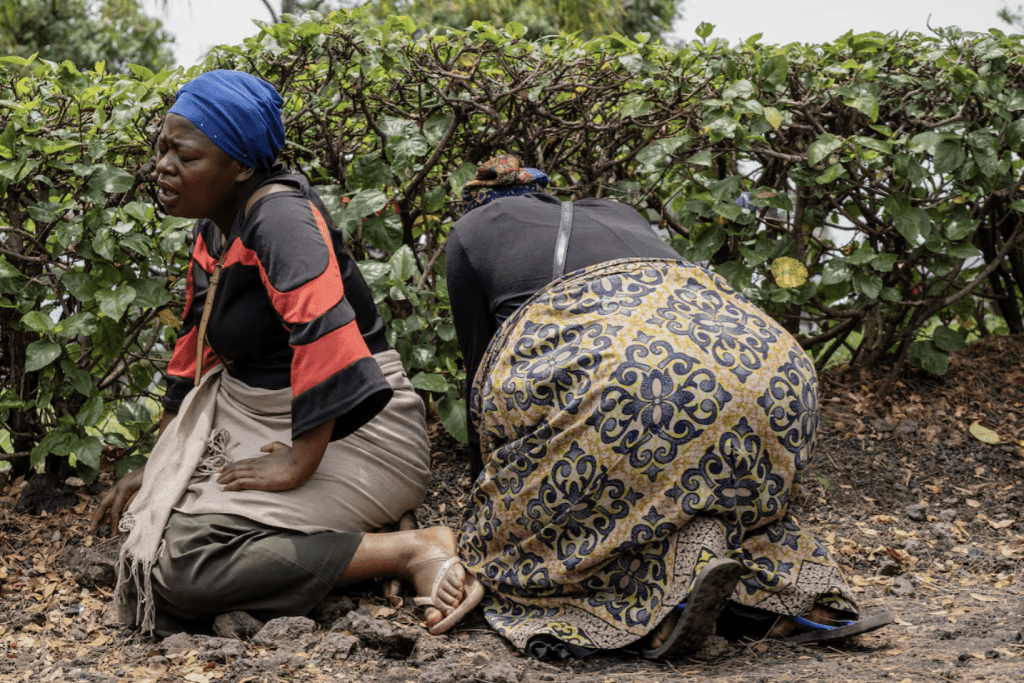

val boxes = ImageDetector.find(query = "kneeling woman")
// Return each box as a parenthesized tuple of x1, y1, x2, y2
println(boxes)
(446, 156, 890, 659)
(89, 70, 481, 636)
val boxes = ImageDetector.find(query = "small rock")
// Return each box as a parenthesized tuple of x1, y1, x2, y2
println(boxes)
(253, 616, 317, 649)
(64, 546, 117, 590)
(932, 522, 955, 547)
(873, 419, 896, 433)
(905, 504, 928, 522)
(334, 607, 419, 659)
(311, 595, 355, 626)
(890, 575, 915, 597)
(471, 652, 491, 666)
(202, 636, 247, 662)
(876, 560, 901, 577)
(894, 419, 918, 437)
(942, 497, 959, 506)
(161, 631, 195, 655)
(938, 509, 957, 523)
(318, 632, 358, 660)
(213, 611, 264, 641)
(408, 635, 447, 664)
(903, 539, 924, 555)
(694, 634, 730, 660)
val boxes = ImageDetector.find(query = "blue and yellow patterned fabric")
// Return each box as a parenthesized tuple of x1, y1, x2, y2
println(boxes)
(458, 258, 856, 651)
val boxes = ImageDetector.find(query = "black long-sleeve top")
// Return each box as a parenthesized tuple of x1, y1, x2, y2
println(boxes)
(445, 192, 682, 476)
(163, 166, 393, 442)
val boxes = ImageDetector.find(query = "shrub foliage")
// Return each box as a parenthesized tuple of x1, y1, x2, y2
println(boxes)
(2, 10, 1024, 476)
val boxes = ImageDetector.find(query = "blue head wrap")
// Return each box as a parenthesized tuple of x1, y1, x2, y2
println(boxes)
(168, 70, 285, 170)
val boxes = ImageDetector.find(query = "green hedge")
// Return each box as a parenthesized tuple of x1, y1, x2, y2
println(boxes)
(2, 9, 1024, 476)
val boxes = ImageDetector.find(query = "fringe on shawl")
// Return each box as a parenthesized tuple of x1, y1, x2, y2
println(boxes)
(112, 427, 233, 634)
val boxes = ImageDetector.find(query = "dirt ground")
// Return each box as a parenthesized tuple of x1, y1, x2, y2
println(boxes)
(2, 335, 1024, 683)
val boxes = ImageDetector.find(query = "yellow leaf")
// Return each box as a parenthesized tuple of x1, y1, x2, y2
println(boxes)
(771, 257, 808, 288)
(185, 675, 210, 683)
(89, 634, 108, 647)
(969, 421, 1005, 445)
(989, 519, 1015, 530)
(970, 593, 1000, 603)
(158, 309, 181, 329)
(953, 196, 967, 204)
(763, 106, 783, 129)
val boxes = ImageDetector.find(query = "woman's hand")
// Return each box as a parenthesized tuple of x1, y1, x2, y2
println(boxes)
(216, 441, 311, 492)
(88, 465, 146, 536)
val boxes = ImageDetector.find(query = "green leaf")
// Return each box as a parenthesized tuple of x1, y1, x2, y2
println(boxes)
(636, 137, 687, 167)
(390, 245, 419, 282)
(93, 317, 125, 359)
(1006, 119, 1024, 151)
(21, 311, 54, 334)
(347, 189, 389, 219)
(807, 134, 843, 166)
(695, 22, 715, 39)
(884, 195, 931, 242)
(410, 372, 449, 393)
(115, 401, 151, 426)
(95, 285, 137, 320)
(25, 340, 61, 372)
(449, 162, 477, 195)
(422, 113, 455, 146)
(54, 312, 98, 339)
(843, 91, 879, 122)
(88, 165, 134, 195)
(506, 21, 526, 39)
(933, 141, 966, 174)
(947, 243, 982, 259)
(821, 260, 852, 285)
(76, 396, 104, 427)
(945, 215, 979, 240)
(722, 79, 754, 101)
(127, 63, 155, 80)
(761, 55, 789, 87)
(132, 279, 171, 308)
(852, 272, 883, 299)
(908, 340, 949, 376)
(933, 326, 967, 353)
(61, 272, 98, 302)
(73, 435, 103, 470)
(0, 257, 21, 279)
(436, 395, 468, 444)
(908, 131, 942, 154)
(815, 163, 844, 184)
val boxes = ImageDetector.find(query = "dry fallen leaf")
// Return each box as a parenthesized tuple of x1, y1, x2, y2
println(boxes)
(989, 519, 1014, 530)
(771, 257, 808, 289)
(969, 421, 1006, 445)
(970, 593, 1001, 603)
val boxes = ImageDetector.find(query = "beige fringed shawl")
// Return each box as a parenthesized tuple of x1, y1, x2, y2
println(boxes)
(114, 350, 430, 633)
(113, 365, 226, 633)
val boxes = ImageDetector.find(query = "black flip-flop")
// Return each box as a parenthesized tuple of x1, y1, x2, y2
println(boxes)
(642, 558, 746, 659)
(785, 611, 895, 644)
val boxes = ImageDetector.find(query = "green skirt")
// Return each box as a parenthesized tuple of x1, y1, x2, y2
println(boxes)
(149, 512, 361, 634)
(458, 258, 856, 652)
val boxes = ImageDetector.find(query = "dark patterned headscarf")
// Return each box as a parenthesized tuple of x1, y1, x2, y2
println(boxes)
(460, 154, 549, 214)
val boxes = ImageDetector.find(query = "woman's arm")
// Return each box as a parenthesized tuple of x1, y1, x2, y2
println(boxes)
(215, 418, 335, 492)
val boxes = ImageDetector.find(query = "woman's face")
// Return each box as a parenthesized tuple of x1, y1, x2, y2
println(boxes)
(154, 113, 248, 220)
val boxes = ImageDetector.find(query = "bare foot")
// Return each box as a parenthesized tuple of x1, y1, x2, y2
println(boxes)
(767, 604, 850, 639)
(648, 610, 679, 651)
(405, 527, 466, 627)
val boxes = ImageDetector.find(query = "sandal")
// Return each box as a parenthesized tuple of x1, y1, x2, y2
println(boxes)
(784, 611, 894, 644)
(413, 556, 486, 635)
(642, 558, 746, 659)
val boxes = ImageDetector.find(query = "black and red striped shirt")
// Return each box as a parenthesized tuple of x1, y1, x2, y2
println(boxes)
(162, 167, 392, 441)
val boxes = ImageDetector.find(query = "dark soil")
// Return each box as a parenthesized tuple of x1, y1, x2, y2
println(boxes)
(3, 335, 1024, 682)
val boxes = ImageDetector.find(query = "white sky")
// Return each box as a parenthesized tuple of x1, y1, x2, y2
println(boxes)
(154, 0, 1016, 67)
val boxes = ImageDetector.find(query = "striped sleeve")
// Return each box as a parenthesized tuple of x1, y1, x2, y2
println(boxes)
(245, 195, 392, 440)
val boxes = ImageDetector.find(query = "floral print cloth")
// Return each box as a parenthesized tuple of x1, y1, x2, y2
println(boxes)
(459, 258, 856, 651)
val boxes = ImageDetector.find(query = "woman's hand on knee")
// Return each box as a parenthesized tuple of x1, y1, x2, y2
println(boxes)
(88, 465, 145, 535)
(216, 441, 310, 492)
